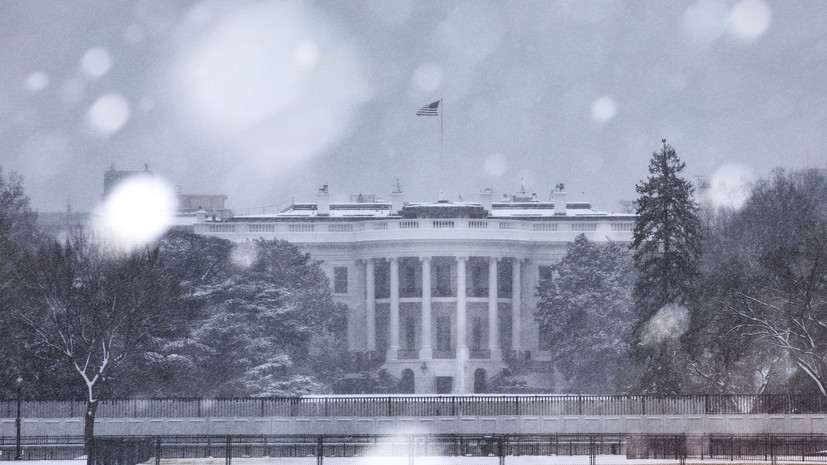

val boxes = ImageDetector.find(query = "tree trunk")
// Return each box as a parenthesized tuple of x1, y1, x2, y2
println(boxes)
(84, 399, 98, 465)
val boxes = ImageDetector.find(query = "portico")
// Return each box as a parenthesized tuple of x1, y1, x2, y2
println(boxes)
(194, 185, 635, 393)
(358, 254, 520, 392)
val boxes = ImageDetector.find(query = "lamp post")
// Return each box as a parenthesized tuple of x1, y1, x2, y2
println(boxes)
(15, 376, 23, 461)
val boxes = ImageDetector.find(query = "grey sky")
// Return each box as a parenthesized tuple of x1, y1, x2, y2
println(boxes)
(2, 0, 825, 214)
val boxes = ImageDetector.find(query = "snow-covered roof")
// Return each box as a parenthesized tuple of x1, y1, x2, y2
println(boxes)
(233, 199, 630, 220)
(491, 202, 614, 217)
(239, 202, 393, 219)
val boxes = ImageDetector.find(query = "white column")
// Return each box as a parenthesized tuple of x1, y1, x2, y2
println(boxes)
(511, 258, 522, 353)
(419, 257, 433, 360)
(366, 258, 376, 352)
(456, 257, 468, 393)
(488, 257, 501, 359)
(387, 257, 400, 360)
(456, 256, 468, 357)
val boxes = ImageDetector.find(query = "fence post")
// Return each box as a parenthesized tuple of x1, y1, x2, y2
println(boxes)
(225, 435, 232, 465)
(316, 435, 324, 465)
(770, 436, 777, 465)
(155, 437, 161, 465)
(589, 435, 596, 465)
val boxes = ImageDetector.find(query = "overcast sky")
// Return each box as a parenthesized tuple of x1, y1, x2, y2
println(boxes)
(2, 0, 825, 214)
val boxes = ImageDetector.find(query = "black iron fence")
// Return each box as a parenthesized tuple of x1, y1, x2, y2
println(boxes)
(0, 436, 153, 464)
(3, 434, 827, 464)
(2, 394, 826, 419)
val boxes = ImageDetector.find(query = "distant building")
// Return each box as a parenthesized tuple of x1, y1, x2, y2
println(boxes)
(195, 183, 635, 394)
(103, 163, 153, 199)
(37, 165, 231, 236)
(175, 191, 232, 223)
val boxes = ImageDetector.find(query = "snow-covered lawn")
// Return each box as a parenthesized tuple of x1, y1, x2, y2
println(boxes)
(13, 457, 827, 465)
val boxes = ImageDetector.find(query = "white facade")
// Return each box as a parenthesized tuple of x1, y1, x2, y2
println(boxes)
(194, 186, 634, 394)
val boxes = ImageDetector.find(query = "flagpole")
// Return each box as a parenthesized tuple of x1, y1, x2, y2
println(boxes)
(440, 97, 444, 201)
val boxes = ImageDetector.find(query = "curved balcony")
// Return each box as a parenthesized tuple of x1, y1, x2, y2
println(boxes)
(195, 218, 634, 245)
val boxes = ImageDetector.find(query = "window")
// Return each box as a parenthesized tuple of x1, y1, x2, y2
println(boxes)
(472, 264, 487, 297)
(538, 265, 552, 283)
(375, 261, 389, 298)
(334, 266, 348, 293)
(472, 317, 482, 350)
(436, 316, 451, 351)
(435, 265, 451, 296)
(500, 313, 512, 352)
(436, 376, 453, 394)
(405, 317, 416, 351)
(498, 262, 512, 297)
(404, 265, 416, 294)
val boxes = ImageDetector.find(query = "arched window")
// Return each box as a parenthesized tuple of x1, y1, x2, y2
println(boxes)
(399, 369, 415, 394)
(473, 369, 487, 393)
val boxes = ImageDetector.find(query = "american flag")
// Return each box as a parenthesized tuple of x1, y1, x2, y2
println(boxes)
(416, 100, 440, 116)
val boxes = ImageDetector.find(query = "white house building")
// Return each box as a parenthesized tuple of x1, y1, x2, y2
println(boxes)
(194, 184, 634, 394)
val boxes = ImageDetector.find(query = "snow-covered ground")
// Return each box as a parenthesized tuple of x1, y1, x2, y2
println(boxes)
(13, 457, 827, 465)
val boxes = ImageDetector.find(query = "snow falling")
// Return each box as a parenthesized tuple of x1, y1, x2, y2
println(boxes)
(172, 0, 370, 183)
(640, 304, 690, 346)
(86, 94, 131, 136)
(0, 1, 819, 216)
(93, 175, 176, 251)
(704, 163, 755, 210)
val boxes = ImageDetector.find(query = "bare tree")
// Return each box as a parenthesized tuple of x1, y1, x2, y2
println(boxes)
(706, 169, 827, 395)
(0, 167, 40, 397)
(18, 231, 180, 461)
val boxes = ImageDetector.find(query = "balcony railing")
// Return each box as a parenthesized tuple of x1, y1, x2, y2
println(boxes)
(397, 350, 419, 360)
(377, 287, 516, 299)
(433, 350, 456, 359)
(196, 218, 635, 241)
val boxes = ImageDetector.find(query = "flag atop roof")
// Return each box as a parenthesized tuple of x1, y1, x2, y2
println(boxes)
(416, 99, 440, 116)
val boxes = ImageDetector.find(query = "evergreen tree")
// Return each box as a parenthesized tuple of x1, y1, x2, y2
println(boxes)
(535, 235, 636, 393)
(150, 231, 349, 397)
(630, 140, 702, 394)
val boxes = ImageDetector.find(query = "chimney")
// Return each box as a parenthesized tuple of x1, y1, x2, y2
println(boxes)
(480, 188, 493, 213)
(553, 187, 567, 216)
(317, 184, 330, 216)
(391, 179, 404, 214)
